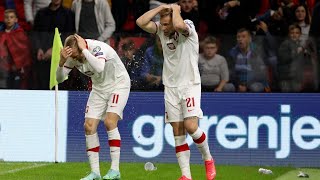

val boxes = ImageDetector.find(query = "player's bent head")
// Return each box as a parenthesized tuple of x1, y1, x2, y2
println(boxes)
(64, 35, 78, 49)
(64, 34, 83, 60)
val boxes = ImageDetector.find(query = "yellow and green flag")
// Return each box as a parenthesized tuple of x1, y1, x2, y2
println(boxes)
(50, 28, 63, 89)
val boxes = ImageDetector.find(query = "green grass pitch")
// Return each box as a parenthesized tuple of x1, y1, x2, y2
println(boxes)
(0, 162, 319, 179)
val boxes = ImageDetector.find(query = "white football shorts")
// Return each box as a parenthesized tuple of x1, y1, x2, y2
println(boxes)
(164, 84, 203, 123)
(85, 87, 130, 120)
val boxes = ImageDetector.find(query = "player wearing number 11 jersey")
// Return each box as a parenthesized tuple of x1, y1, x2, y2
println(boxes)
(56, 34, 130, 180)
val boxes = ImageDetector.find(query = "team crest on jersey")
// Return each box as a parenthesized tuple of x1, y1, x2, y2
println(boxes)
(95, 52, 103, 56)
(167, 42, 176, 50)
(93, 46, 101, 53)
(93, 46, 103, 56)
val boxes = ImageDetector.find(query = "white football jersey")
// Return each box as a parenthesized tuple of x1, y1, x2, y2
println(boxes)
(156, 19, 201, 87)
(63, 39, 130, 92)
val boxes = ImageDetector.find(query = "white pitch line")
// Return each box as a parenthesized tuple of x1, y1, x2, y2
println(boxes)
(0, 163, 50, 175)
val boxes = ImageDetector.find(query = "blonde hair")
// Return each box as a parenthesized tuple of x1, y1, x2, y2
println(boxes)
(64, 35, 78, 48)
(159, 8, 172, 18)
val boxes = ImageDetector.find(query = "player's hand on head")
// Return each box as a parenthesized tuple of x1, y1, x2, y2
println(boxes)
(60, 46, 72, 60)
(74, 34, 87, 51)
(170, 4, 181, 11)
(59, 46, 72, 66)
(160, 4, 171, 10)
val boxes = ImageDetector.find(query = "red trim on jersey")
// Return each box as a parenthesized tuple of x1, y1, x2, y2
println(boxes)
(194, 133, 206, 144)
(85, 40, 88, 49)
(154, 21, 158, 34)
(182, 23, 190, 37)
(63, 65, 73, 69)
(108, 140, 121, 147)
(87, 146, 100, 152)
(97, 57, 107, 62)
(88, 79, 92, 91)
(175, 143, 190, 153)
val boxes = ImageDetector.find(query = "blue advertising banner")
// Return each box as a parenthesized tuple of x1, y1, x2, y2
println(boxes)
(66, 92, 320, 167)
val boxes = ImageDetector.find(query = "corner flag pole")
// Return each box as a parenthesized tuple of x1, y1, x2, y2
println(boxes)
(50, 28, 63, 163)
(55, 85, 59, 163)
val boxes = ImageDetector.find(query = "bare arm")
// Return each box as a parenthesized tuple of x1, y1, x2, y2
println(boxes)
(215, 80, 228, 92)
(57, 46, 74, 83)
(171, 4, 189, 35)
(215, 57, 229, 91)
(136, 5, 169, 33)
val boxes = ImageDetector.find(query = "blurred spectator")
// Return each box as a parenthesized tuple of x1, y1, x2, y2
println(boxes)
(255, 21, 279, 90)
(253, 10, 282, 36)
(254, 0, 296, 36)
(0, 0, 31, 31)
(112, 0, 149, 33)
(32, 0, 75, 89)
(141, 36, 164, 90)
(121, 39, 144, 89)
(293, 3, 317, 90)
(216, 0, 262, 34)
(277, 24, 314, 92)
(24, 0, 51, 26)
(293, 4, 311, 45)
(199, 36, 235, 92)
(279, 0, 296, 8)
(0, 9, 32, 89)
(228, 28, 269, 92)
(72, 0, 115, 42)
(178, 0, 200, 31)
(72, 0, 116, 91)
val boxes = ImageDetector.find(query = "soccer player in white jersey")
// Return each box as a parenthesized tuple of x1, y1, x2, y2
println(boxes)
(57, 34, 130, 180)
(136, 4, 216, 180)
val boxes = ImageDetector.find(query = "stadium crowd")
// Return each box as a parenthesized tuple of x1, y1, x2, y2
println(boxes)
(0, 0, 319, 92)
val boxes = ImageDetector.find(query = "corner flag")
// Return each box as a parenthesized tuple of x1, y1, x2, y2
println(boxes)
(50, 28, 63, 89)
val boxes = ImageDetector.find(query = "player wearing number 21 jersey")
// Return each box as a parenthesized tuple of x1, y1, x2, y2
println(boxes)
(137, 4, 216, 180)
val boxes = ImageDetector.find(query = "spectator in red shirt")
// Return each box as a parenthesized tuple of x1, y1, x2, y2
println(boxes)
(0, 9, 32, 88)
